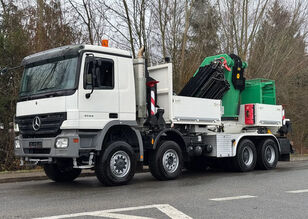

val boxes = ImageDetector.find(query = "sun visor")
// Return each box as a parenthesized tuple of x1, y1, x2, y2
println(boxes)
(21, 45, 84, 66)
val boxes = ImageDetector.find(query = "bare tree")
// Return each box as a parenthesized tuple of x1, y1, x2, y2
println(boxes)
(150, 0, 169, 58)
(178, 0, 195, 88)
(123, 0, 136, 58)
(104, 0, 152, 59)
(217, 0, 269, 60)
(68, 0, 106, 45)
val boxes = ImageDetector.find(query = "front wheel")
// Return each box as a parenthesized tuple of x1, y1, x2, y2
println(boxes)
(257, 138, 279, 170)
(95, 141, 136, 186)
(149, 141, 183, 181)
(43, 159, 81, 182)
(232, 139, 257, 172)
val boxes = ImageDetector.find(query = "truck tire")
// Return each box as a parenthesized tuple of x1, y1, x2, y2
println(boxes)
(257, 138, 279, 170)
(43, 160, 81, 182)
(95, 141, 136, 186)
(232, 139, 257, 172)
(149, 141, 183, 181)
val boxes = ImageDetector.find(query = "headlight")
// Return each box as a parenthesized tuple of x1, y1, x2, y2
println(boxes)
(14, 123, 19, 132)
(55, 138, 69, 148)
(15, 140, 21, 149)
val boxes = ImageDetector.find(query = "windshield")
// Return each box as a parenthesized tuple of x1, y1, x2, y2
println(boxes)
(20, 57, 78, 97)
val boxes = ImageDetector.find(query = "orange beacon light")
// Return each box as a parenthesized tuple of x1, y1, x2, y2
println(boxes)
(101, 39, 109, 47)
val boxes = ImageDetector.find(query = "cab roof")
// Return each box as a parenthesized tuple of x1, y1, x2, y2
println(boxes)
(21, 44, 132, 66)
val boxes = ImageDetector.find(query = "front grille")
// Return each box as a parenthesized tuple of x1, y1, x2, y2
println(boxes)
(16, 112, 67, 138)
(23, 148, 51, 154)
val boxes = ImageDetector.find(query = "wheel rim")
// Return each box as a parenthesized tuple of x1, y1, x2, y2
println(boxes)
(110, 150, 131, 178)
(265, 145, 275, 164)
(242, 146, 253, 166)
(162, 149, 179, 173)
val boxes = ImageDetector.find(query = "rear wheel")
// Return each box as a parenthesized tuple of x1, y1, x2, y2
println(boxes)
(95, 141, 136, 186)
(44, 159, 81, 182)
(257, 138, 279, 170)
(149, 141, 183, 180)
(232, 139, 257, 172)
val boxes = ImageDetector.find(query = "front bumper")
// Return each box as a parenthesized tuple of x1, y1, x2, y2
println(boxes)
(15, 131, 80, 158)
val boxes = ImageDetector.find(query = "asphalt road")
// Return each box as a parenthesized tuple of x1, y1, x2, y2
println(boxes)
(1, 161, 308, 219)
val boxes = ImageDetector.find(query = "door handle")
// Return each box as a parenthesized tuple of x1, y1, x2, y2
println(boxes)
(109, 113, 118, 119)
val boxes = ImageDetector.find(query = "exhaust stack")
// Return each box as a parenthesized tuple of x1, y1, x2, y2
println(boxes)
(133, 47, 147, 122)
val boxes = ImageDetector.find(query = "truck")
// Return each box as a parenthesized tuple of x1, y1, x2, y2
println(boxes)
(14, 44, 293, 186)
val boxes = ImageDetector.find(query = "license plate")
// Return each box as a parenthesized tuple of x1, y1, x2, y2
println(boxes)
(29, 141, 43, 148)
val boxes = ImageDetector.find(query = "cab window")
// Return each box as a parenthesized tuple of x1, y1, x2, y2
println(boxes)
(84, 57, 114, 89)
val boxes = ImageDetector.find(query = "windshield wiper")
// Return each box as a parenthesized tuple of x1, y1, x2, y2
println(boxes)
(37, 62, 58, 90)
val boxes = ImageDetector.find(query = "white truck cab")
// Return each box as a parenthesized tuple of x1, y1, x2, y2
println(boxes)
(17, 45, 136, 129)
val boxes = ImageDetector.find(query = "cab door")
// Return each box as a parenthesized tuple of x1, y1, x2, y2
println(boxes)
(78, 52, 119, 129)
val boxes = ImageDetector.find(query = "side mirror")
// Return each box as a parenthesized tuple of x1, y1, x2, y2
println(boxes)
(0, 65, 22, 75)
(85, 54, 95, 99)
(0, 67, 8, 76)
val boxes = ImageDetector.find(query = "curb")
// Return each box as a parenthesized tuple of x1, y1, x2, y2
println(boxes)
(0, 174, 47, 184)
(0, 171, 95, 184)
(290, 155, 308, 162)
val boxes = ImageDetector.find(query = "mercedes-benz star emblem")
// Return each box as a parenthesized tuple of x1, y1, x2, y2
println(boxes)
(32, 116, 41, 131)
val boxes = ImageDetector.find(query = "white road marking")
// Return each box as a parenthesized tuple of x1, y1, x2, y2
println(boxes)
(33, 204, 192, 219)
(286, 189, 308, 194)
(156, 204, 192, 219)
(209, 195, 257, 201)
